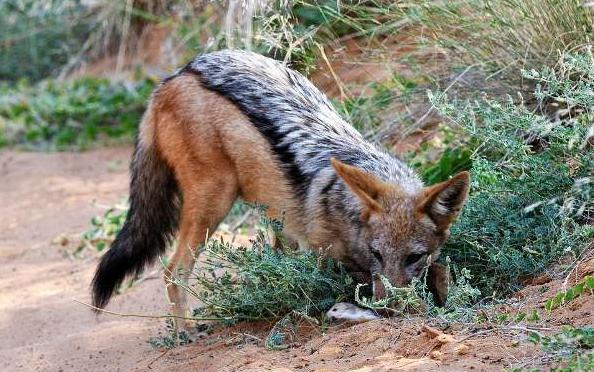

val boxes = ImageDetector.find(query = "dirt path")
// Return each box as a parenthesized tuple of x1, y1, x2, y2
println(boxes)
(0, 147, 167, 371)
(1, 148, 591, 371)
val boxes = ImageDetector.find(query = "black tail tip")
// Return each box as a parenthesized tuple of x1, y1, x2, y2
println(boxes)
(90, 244, 132, 311)
(91, 273, 116, 311)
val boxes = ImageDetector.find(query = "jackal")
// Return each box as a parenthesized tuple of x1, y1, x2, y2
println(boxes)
(91, 49, 469, 326)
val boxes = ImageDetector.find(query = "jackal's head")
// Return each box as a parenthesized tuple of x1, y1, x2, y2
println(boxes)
(331, 158, 470, 305)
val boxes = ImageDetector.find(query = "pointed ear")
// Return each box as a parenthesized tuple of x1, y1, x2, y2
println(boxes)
(417, 171, 470, 231)
(331, 158, 387, 214)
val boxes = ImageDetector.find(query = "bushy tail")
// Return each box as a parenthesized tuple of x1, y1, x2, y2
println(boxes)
(91, 140, 180, 309)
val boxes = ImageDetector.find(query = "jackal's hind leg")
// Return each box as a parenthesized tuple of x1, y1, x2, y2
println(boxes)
(164, 171, 237, 333)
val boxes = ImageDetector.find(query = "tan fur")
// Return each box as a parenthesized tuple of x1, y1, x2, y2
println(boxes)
(426, 262, 451, 306)
(416, 172, 470, 230)
(144, 75, 304, 322)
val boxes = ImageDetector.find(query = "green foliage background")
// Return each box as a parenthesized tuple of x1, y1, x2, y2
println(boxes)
(0, 77, 154, 150)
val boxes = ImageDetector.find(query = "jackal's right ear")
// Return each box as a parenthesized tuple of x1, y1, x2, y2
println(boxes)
(417, 171, 470, 231)
(331, 158, 387, 215)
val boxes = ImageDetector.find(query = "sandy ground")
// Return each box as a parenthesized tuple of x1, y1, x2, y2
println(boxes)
(0, 147, 165, 371)
(1, 147, 592, 371)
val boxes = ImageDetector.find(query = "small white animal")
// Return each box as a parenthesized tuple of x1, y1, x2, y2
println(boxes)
(326, 302, 381, 322)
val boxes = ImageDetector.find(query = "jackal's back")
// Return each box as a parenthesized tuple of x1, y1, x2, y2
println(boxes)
(181, 50, 420, 198)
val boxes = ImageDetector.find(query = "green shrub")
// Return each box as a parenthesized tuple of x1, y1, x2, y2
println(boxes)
(78, 202, 128, 254)
(428, 52, 594, 296)
(185, 228, 356, 324)
(0, 76, 155, 150)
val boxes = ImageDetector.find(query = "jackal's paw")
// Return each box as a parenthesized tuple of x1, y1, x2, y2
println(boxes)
(326, 302, 381, 323)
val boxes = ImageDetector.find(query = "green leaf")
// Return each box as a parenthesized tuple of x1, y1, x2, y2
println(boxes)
(527, 309, 540, 322)
(585, 276, 594, 290)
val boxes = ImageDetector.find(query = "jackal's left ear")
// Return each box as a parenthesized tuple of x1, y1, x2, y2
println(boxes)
(331, 158, 387, 215)
(417, 171, 470, 230)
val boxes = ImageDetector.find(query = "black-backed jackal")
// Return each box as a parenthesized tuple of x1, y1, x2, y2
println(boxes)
(92, 50, 469, 328)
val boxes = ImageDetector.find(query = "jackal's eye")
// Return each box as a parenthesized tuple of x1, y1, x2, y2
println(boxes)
(405, 253, 425, 266)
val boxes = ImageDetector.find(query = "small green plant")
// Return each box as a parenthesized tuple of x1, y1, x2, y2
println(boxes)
(529, 326, 594, 371)
(185, 218, 356, 324)
(545, 275, 594, 312)
(79, 202, 128, 254)
(436, 267, 481, 321)
(264, 310, 318, 350)
(354, 259, 481, 321)
(148, 318, 191, 349)
(354, 275, 421, 315)
(0, 76, 155, 150)
(555, 353, 594, 372)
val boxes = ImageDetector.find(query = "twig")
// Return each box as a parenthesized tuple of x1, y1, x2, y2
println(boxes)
(230, 209, 253, 233)
(402, 64, 478, 138)
(561, 244, 594, 289)
(73, 298, 229, 322)
(318, 43, 350, 102)
(147, 349, 170, 370)
(456, 328, 501, 343)
(233, 332, 262, 343)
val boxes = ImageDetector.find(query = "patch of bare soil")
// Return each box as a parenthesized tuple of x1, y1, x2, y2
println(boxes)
(0, 147, 164, 371)
(1, 148, 592, 371)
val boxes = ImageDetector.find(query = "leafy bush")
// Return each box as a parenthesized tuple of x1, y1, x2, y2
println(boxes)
(353, 262, 481, 322)
(184, 226, 356, 324)
(428, 52, 594, 296)
(0, 76, 155, 150)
